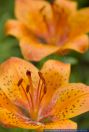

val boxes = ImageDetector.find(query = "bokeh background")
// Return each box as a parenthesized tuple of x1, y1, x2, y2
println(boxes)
(0, 0, 89, 131)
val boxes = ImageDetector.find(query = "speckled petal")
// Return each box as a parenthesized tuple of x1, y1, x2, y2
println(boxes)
(44, 119, 77, 129)
(39, 60, 70, 116)
(0, 88, 22, 115)
(48, 83, 89, 119)
(0, 57, 39, 109)
(15, 0, 54, 40)
(0, 108, 39, 129)
(59, 35, 89, 54)
(37, 120, 77, 131)
(69, 8, 89, 38)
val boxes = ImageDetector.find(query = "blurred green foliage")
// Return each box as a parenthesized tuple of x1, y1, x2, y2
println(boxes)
(0, 0, 89, 131)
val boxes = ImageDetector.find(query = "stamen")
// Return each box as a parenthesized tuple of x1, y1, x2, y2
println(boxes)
(17, 78, 31, 109)
(36, 77, 41, 102)
(39, 6, 51, 34)
(38, 72, 47, 93)
(43, 83, 47, 94)
(28, 91, 34, 109)
(17, 78, 23, 87)
(26, 85, 34, 109)
(43, 15, 50, 34)
(26, 85, 30, 93)
(26, 70, 34, 108)
(37, 72, 47, 104)
(26, 70, 34, 91)
(38, 72, 45, 82)
(26, 70, 31, 76)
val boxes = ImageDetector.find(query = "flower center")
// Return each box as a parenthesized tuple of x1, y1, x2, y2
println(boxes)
(17, 70, 47, 121)
(39, 4, 69, 46)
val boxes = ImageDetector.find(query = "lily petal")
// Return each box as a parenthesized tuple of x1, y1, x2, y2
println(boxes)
(20, 37, 59, 61)
(37, 120, 77, 132)
(39, 60, 70, 115)
(0, 87, 22, 115)
(5, 20, 30, 39)
(44, 119, 77, 129)
(49, 0, 77, 44)
(5, 20, 59, 61)
(55, 0, 77, 13)
(60, 35, 89, 54)
(0, 108, 39, 129)
(69, 8, 89, 38)
(0, 57, 39, 109)
(48, 83, 89, 119)
(15, 0, 54, 40)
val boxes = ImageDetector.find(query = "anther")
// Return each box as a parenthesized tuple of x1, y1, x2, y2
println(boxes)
(17, 78, 23, 86)
(38, 72, 47, 94)
(44, 85, 47, 94)
(26, 85, 30, 93)
(38, 72, 45, 84)
(26, 70, 31, 77)
(26, 70, 34, 92)
(37, 72, 47, 104)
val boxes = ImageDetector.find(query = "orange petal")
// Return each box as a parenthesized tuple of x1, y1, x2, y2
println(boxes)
(0, 87, 23, 115)
(55, 0, 77, 13)
(20, 37, 59, 61)
(48, 83, 89, 119)
(44, 120, 77, 129)
(39, 60, 70, 116)
(5, 20, 30, 39)
(5, 20, 59, 61)
(37, 120, 77, 131)
(0, 57, 39, 110)
(59, 35, 89, 54)
(15, 0, 54, 40)
(69, 8, 89, 38)
(49, 0, 77, 43)
(0, 108, 39, 129)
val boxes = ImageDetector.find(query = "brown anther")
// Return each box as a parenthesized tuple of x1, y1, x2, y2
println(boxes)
(26, 70, 31, 77)
(26, 85, 30, 93)
(17, 78, 23, 87)
(38, 72, 47, 94)
(38, 72, 45, 83)
(44, 85, 47, 94)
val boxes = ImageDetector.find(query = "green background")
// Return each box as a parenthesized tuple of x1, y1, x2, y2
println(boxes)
(0, 0, 89, 131)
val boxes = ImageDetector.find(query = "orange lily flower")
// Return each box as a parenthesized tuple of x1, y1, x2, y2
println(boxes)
(0, 57, 89, 131)
(5, 0, 89, 61)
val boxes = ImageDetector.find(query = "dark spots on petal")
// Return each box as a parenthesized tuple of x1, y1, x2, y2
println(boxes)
(72, 105, 75, 108)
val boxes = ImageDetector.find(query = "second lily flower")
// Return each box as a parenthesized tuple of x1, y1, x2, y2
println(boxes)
(5, 0, 89, 61)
